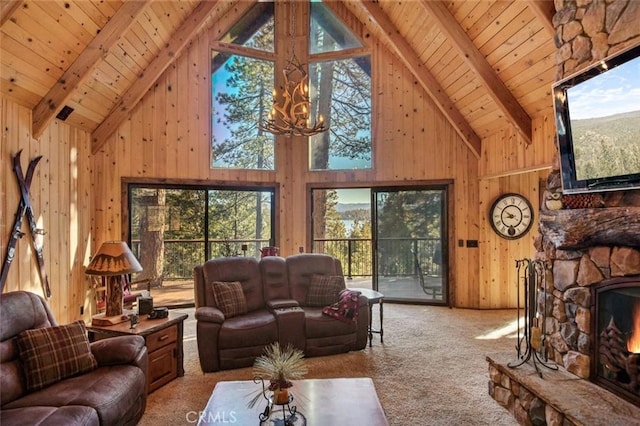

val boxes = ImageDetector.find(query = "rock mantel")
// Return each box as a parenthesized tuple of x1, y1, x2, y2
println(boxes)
(539, 207, 640, 250)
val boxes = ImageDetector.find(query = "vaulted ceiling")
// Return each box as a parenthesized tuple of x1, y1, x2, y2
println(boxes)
(0, 0, 557, 158)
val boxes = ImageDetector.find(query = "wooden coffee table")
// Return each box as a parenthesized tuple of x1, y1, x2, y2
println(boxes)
(197, 378, 388, 425)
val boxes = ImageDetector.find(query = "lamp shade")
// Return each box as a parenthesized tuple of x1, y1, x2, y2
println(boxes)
(85, 241, 142, 276)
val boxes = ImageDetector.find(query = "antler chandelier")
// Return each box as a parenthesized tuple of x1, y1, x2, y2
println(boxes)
(260, 1, 328, 137)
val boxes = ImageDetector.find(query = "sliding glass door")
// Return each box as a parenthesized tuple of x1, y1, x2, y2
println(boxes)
(128, 185, 275, 307)
(373, 187, 447, 304)
(311, 185, 448, 305)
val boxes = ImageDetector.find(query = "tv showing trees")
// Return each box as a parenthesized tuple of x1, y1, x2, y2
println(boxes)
(554, 44, 640, 194)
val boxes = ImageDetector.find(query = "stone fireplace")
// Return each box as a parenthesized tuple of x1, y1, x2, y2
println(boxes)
(591, 276, 640, 405)
(538, 241, 640, 403)
(487, 0, 640, 424)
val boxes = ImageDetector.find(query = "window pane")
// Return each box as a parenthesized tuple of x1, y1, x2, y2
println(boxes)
(208, 189, 273, 258)
(212, 52, 275, 170)
(309, 56, 372, 170)
(219, 1, 274, 52)
(310, 1, 363, 54)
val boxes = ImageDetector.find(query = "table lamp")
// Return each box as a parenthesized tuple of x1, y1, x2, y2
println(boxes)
(86, 241, 142, 325)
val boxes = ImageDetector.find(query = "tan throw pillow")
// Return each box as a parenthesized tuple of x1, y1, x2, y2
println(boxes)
(306, 274, 346, 307)
(16, 320, 98, 392)
(210, 281, 248, 318)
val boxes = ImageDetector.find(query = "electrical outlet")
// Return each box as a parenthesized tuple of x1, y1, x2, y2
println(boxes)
(458, 239, 464, 247)
(299, 246, 304, 253)
(466, 240, 479, 248)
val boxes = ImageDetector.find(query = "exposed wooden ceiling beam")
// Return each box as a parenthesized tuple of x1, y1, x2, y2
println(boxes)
(31, 1, 150, 139)
(419, 0, 532, 145)
(91, 0, 234, 153)
(351, 0, 481, 158)
(527, 0, 556, 37)
(0, 0, 22, 27)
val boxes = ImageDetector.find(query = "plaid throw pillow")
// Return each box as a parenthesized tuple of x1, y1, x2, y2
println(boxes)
(210, 281, 248, 318)
(306, 274, 345, 307)
(16, 320, 97, 392)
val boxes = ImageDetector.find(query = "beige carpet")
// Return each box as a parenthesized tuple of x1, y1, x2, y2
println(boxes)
(139, 304, 520, 425)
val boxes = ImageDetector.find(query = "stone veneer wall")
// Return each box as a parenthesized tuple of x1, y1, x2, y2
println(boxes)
(488, 2, 640, 424)
(540, 0, 640, 378)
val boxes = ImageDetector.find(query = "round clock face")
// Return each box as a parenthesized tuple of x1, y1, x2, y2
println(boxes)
(489, 193, 534, 240)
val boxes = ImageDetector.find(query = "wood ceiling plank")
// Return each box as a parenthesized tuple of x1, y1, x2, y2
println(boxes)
(93, 59, 134, 94)
(2, 60, 50, 94)
(472, 1, 527, 49)
(350, 0, 481, 157)
(526, 0, 556, 37)
(2, 77, 41, 107)
(419, 0, 532, 144)
(1, 0, 22, 27)
(7, 3, 81, 67)
(493, 27, 552, 75)
(92, 0, 235, 153)
(480, 9, 536, 59)
(454, 0, 493, 32)
(32, 0, 151, 138)
(2, 49, 57, 90)
(21, 1, 85, 56)
(81, 73, 120, 103)
(36, 0, 95, 46)
(73, 0, 112, 29)
(0, 33, 63, 80)
(465, 1, 512, 41)
(1, 19, 68, 70)
(61, 1, 102, 39)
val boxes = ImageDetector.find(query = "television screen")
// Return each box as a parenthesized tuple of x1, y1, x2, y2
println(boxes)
(553, 44, 640, 194)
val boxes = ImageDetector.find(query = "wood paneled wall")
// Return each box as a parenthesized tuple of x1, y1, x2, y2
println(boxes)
(1, 98, 93, 324)
(2, 2, 556, 321)
(477, 113, 555, 308)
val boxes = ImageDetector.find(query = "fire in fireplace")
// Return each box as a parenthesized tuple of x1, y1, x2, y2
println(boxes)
(592, 277, 640, 406)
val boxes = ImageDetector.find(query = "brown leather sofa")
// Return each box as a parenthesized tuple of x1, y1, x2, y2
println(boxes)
(0, 291, 148, 426)
(194, 253, 369, 372)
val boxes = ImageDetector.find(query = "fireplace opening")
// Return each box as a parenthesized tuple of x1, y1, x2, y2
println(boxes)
(592, 277, 640, 406)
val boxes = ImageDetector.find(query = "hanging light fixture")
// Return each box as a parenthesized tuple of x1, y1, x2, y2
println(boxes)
(260, 1, 328, 137)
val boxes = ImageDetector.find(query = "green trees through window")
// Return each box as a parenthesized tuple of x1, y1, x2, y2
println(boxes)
(211, 0, 371, 171)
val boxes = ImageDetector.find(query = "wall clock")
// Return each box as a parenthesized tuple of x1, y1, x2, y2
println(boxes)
(489, 193, 534, 240)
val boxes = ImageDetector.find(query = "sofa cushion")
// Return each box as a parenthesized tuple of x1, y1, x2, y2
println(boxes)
(16, 320, 97, 392)
(3, 364, 146, 426)
(0, 405, 99, 426)
(306, 275, 345, 307)
(210, 281, 248, 318)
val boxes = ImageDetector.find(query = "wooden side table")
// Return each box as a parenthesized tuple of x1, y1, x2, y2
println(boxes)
(349, 287, 384, 347)
(87, 311, 188, 393)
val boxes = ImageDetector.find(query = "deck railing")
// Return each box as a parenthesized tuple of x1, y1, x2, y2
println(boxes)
(132, 237, 441, 281)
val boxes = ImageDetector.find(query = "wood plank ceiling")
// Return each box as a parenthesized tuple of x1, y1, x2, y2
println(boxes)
(0, 0, 557, 157)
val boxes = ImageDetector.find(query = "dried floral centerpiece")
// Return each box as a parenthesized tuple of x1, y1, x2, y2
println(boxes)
(250, 343, 307, 407)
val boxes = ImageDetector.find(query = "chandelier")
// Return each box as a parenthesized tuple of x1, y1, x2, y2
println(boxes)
(260, 1, 328, 137)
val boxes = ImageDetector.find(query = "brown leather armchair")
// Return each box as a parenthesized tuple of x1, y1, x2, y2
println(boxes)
(0, 291, 147, 426)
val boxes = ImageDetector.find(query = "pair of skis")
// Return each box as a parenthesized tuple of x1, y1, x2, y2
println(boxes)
(0, 150, 51, 298)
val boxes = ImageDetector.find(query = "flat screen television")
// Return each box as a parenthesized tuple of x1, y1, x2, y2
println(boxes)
(553, 44, 640, 194)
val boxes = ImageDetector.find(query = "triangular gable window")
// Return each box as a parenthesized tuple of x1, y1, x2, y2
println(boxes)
(310, 1, 363, 54)
(220, 1, 274, 53)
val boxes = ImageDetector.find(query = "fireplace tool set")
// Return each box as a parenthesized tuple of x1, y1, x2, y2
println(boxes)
(509, 258, 558, 377)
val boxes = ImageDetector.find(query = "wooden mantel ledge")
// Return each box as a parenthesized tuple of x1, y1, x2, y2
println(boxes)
(539, 206, 640, 250)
